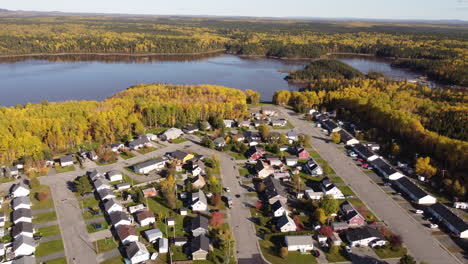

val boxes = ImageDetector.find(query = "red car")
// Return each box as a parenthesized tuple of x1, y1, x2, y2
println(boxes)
(361, 163, 369, 168)
(356, 158, 364, 162)
(311, 250, 320, 257)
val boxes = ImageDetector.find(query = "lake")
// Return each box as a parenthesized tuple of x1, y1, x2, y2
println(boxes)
(0, 53, 433, 107)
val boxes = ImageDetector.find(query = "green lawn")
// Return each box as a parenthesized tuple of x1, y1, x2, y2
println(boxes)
(100, 256, 125, 264)
(36, 240, 64, 257)
(79, 197, 103, 220)
(329, 176, 344, 184)
(33, 211, 57, 223)
(230, 152, 247, 160)
(137, 146, 157, 154)
(31, 185, 54, 210)
(55, 165, 75, 174)
(87, 221, 109, 233)
(37, 225, 61, 237)
(122, 174, 141, 185)
(0, 177, 15, 184)
(309, 151, 321, 158)
(373, 246, 407, 259)
(325, 246, 350, 262)
(239, 168, 249, 176)
(171, 245, 190, 261)
(95, 238, 118, 253)
(44, 258, 67, 264)
(338, 186, 356, 196)
(146, 127, 168, 134)
(120, 152, 135, 160)
(171, 138, 187, 144)
(259, 239, 317, 264)
(246, 192, 258, 197)
(146, 197, 187, 237)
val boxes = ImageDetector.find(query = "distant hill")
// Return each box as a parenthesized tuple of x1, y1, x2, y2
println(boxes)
(0, 9, 11, 13)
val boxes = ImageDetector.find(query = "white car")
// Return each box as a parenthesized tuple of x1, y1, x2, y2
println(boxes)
(415, 209, 424, 214)
(345, 246, 352, 254)
(224, 187, 231, 193)
(430, 224, 439, 229)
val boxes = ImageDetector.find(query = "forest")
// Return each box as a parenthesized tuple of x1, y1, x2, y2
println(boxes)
(0, 13, 466, 85)
(273, 78, 468, 198)
(0, 84, 250, 165)
(286, 59, 364, 81)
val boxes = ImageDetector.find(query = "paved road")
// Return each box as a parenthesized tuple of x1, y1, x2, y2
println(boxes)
(277, 107, 460, 264)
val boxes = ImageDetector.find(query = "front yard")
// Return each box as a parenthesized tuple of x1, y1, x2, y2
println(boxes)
(36, 239, 64, 257)
(373, 245, 407, 259)
(30, 185, 54, 210)
(33, 211, 57, 223)
(37, 225, 61, 237)
(55, 165, 75, 174)
(95, 238, 119, 253)
(259, 238, 318, 264)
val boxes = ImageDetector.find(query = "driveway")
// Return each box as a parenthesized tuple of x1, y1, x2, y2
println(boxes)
(277, 107, 460, 264)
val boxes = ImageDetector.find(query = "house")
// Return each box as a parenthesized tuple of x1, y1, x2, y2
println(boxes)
(12, 256, 36, 264)
(245, 146, 265, 161)
(332, 222, 349, 232)
(265, 155, 282, 167)
(12, 197, 31, 210)
(144, 228, 163, 243)
(190, 159, 206, 177)
(180, 208, 188, 216)
(128, 136, 151, 150)
(370, 158, 404, 180)
(159, 237, 169, 253)
(125, 241, 150, 264)
(136, 210, 155, 226)
(88, 169, 102, 181)
(142, 187, 157, 198)
(8, 166, 20, 177)
(107, 171, 123, 182)
(306, 108, 317, 115)
(116, 225, 138, 245)
(191, 235, 210, 260)
(133, 157, 166, 174)
(338, 130, 359, 146)
(173, 237, 188, 246)
(265, 177, 288, 205)
(454, 202, 468, 210)
(346, 226, 386, 247)
(169, 150, 194, 163)
(294, 146, 310, 159)
(285, 235, 314, 252)
(232, 134, 245, 142)
(271, 200, 289, 217)
(272, 119, 287, 127)
(191, 175, 206, 189)
(285, 156, 298, 167)
(262, 107, 277, 117)
(12, 222, 34, 238)
(238, 120, 251, 128)
(427, 203, 468, 238)
(59, 154, 74, 167)
(191, 215, 209, 237)
(184, 124, 199, 134)
(244, 130, 261, 142)
(128, 204, 146, 214)
(214, 137, 226, 148)
(145, 133, 158, 141)
(394, 177, 436, 204)
(277, 215, 297, 232)
(167, 218, 175, 226)
(191, 190, 208, 212)
(251, 110, 262, 119)
(110, 143, 125, 152)
(97, 189, 116, 201)
(305, 186, 324, 200)
(352, 144, 379, 162)
(321, 177, 345, 199)
(87, 151, 98, 161)
(254, 160, 274, 179)
(161, 128, 184, 141)
(273, 172, 291, 181)
(304, 159, 323, 176)
(11, 183, 30, 198)
(340, 201, 366, 227)
(329, 232, 343, 246)
(116, 182, 131, 191)
(104, 199, 124, 214)
(94, 178, 111, 191)
(109, 211, 132, 227)
(286, 130, 298, 142)
(0, 212, 5, 227)
(320, 119, 341, 133)
(201, 121, 212, 131)
(12, 209, 32, 224)
(13, 235, 35, 257)
(223, 120, 234, 128)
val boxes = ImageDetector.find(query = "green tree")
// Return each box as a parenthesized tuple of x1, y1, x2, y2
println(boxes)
(258, 124, 270, 140)
(74, 176, 93, 195)
(330, 132, 341, 144)
(29, 177, 40, 189)
(415, 157, 437, 179)
(319, 194, 339, 216)
(313, 208, 327, 224)
(399, 255, 416, 264)
(291, 173, 305, 193)
(202, 136, 215, 149)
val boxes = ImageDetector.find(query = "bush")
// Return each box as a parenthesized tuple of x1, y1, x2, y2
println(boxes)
(29, 177, 40, 189)
(35, 191, 50, 202)
(280, 247, 288, 258)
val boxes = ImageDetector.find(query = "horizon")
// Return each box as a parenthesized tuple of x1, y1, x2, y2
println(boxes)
(2, 0, 468, 21)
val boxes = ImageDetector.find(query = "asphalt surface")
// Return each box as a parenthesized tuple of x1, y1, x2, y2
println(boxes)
(277, 107, 460, 264)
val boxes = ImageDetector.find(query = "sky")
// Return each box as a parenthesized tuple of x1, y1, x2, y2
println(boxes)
(2, 0, 468, 20)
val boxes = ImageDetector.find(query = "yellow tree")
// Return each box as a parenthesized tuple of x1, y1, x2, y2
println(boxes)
(415, 157, 437, 179)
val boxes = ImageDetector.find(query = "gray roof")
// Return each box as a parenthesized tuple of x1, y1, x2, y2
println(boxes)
(12, 256, 36, 264)
(12, 197, 31, 208)
(353, 144, 376, 159)
(128, 136, 150, 148)
(346, 226, 384, 242)
(107, 170, 122, 177)
(60, 154, 73, 163)
(191, 234, 209, 252)
(264, 177, 287, 199)
(144, 228, 163, 239)
(93, 178, 110, 189)
(104, 199, 122, 211)
(12, 183, 30, 193)
(285, 235, 314, 246)
(371, 158, 399, 176)
(12, 209, 32, 221)
(133, 157, 166, 171)
(191, 215, 209, 231)
(271, 200, 287, 212)
(109, 211, 131, 225)
(429, 203, 468, 233)
(98, 189, 115, 200)
(395, 177, 430, 199)
(192, 189, 207, 205)
(277, 215, 294, 228)
(12, 235, 35, 251)
(88, 169, 101, 179)
(125, 241, 149, 259)
(12, 222, 33, 237)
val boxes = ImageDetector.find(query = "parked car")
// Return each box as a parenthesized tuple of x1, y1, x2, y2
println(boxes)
(361, 163, 369, 168)
(224, 187, 231, 193)
(345, 246, 352, 254)
(430, 224, 439, 229)
(383, 182, 392, 186)
(414, 209, 424, 214)
(356, 158, 364, 162)
(311, 250, 320, 257)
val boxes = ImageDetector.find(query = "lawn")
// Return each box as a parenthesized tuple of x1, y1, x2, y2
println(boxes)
(373, 246, 407, 259)
(325, 246, 350, 262)
(44, 258, 67, 264)
(95, 238, 118, 253)
(55, 165, 75, 174)
(87, 221, 109, 233)
(338, 186, 356, 196)
(171, 245, 190, 261)
(31, 185, 54, 210)
(171, 138, 187, 144)
(259, 239, 317, 264)
(146, 127, 168, 134)
(0, 177, 15, 184)
(37, 225, 61, 237)
(120, 152, 135, 160)
(123, 174, 141, 185)
(246, 192, 258, 197)
(137, 146, 157, 154)
(229, 152, 247, 160)
(33, 211, 57, 223)
(239, 168, 249, 177)
(146, 197, 187, 237)
(100, 256, 125, 264)
(329, 176, 344, 184)
(309, 151, 321, 158)
(36, 239, 64, 257)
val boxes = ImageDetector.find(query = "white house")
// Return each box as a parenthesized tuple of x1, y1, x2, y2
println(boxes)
(454, 202, 468, 210)
(286, 130, 298, 142)
(191, 190, 208, 212)
(133, 157, 166, 174)
(12, 197, 31, 210)
(107, 171, 123, 182)
(395, 177, 436, 204)
(353, 144, 379, 162)
(271, 200, 289, 217)
(93, 179, 112, 191)
(428, 203, 468, 238)
(136, 210, 155, 226)
(128, 204, 146, 214)
(159, 237, 169, 253)
(97, 189, 116, 201)
(305, 187, 324, 200)
(13, 209, 32, 224)
(59, 154, 74, 167)
(144, 228, 163, 243)
(116, 225, 138, 245)
(285, 235, 314, 252)
(12, 222, 34, 238)
(126, 241, 150, 264)
(304, 159, 323, 176)
(346, 226, 386, 247)
(104, 199, 124, 214)
(223, 120, 234, 128)
(338, 130, 359, 146)
(370, 158, 404, 180)
(11, 183, 30, 198)
(161, 128, 184, 141)
(116, 182, 131, 191)
(285, 156, 298, 167)
(321, 178, 345, 199)
(128, 136, 151, 150)
(13, 235, 36, 257)
(277, 215, 297, 232)
(109, 211, 132, 227)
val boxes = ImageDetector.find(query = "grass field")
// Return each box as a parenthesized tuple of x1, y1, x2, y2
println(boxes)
(38, 225, 61, 237)
(31, 185, 54, 210)
(230, 152, 247, 160)
(33, 211, 57, 223)
(137, 146, 157, 154)
(171, 138, 187, 144)
(338, 186, 356, 196)
(36, 240, 64, 257)
(239, 168, 249, 176)
(259, 239, 317, 264)
(373, 246, 407, 259)
(95, 238, 119, 252)
(120, 152, 135, 160)
(55, 165, 75, 174)
(44, 258, 67, 264)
